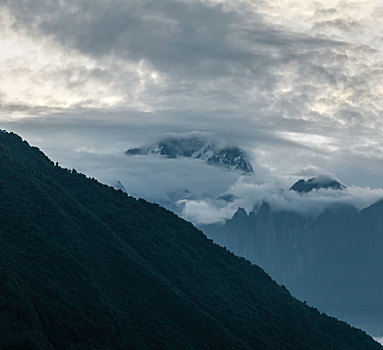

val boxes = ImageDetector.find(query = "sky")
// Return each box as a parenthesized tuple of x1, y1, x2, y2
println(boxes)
(2, 0, 383, 224)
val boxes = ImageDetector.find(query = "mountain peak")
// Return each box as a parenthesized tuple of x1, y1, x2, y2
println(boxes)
(290, 175, 346, 193)
(126, 134, 254, 173)
(232, 207, 248, 220)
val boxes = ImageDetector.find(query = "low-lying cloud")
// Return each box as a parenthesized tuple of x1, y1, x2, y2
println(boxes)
(4, 114, 383, 226)
(178, 179, 383, 224)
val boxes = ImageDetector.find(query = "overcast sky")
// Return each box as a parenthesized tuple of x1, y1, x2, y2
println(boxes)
(2, 0, 383, 223)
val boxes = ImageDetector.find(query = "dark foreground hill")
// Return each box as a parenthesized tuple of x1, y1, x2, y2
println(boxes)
(0, 130, 381, 350)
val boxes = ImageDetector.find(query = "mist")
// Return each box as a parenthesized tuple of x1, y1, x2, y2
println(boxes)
(177, 176, 383, 224)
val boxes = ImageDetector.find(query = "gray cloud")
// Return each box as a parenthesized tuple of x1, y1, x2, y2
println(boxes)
(2, 0, 383, 226)
(4, 0, 249, 75)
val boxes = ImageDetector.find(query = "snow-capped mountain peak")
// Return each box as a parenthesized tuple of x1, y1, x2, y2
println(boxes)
(126, 135, 253, 173)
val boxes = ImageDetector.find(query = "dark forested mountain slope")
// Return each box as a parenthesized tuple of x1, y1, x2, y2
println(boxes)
(0, 130, 381, 350)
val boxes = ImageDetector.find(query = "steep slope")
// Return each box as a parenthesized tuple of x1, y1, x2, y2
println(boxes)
(0, 130, 381, 350)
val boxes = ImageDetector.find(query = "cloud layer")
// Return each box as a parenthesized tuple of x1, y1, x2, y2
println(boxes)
(2, 0, 383, 224)
(178, 177, 383, 224)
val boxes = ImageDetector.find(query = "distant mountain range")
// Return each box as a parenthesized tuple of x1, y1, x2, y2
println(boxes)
(126, 134, 254, 173)
(201, 176, 383, 336)
(0, 130, 381, 349)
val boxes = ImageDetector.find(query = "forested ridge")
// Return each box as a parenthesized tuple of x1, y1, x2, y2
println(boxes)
(0, 130, 381, 350)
